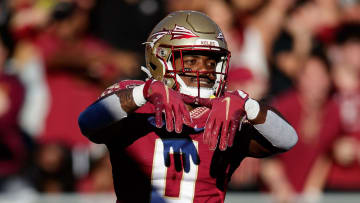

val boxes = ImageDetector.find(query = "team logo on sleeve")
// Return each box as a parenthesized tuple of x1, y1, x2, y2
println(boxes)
(146, 25, 199, 48)
(99, 80, 144, 98)
(100, 83, 121, 98)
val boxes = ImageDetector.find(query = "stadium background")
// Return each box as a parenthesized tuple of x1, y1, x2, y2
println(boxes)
(1, 0, 360, 202)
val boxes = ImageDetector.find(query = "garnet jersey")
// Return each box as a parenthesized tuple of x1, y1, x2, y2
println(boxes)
(86, 80, 265, 203)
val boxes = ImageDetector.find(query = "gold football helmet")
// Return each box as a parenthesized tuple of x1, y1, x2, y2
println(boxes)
(144, 10, 230, 98)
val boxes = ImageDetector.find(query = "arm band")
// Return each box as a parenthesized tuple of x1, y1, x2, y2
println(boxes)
(253, 110, 298, 150)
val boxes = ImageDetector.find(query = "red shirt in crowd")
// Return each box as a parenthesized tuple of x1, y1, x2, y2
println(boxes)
(272, 90, 341, 192)
(0, 74, 26, 176)
(33, 31, 105, 148)
(327, 91, 360, 190)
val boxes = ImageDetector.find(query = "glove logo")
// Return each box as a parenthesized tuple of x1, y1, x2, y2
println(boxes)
(222, 97, 231, 120)
(164, 86, 170, 103)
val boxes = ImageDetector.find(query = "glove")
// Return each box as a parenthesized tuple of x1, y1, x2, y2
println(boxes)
(203, 90, 249, 151)
(162, 138, 200, 173)
(144, 79, 191, 133)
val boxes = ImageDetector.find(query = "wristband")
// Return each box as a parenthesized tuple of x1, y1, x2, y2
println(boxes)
(244, 98, 260, 120)
(132, 84, 146, 107)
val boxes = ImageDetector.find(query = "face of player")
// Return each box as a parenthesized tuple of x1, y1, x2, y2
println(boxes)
(174, 53, 218, 88)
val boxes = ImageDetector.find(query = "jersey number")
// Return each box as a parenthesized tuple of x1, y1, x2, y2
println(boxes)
(151, 138, 199, 203)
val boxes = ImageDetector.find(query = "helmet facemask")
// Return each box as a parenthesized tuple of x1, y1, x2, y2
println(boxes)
(154, 45, 230, 98)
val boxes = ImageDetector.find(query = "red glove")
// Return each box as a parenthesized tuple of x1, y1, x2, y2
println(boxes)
(144, 79, 191, 133)
(203, 90, 249, 151)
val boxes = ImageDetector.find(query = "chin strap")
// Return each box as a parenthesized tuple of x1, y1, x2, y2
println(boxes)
(175, 73, 215, 98)
(179, 86, 214, 98)
(141, 66, 152, 80)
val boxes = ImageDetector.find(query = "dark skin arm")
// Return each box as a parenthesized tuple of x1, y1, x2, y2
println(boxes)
(80, 88, 139, 144)
(116, 88, 139, 113)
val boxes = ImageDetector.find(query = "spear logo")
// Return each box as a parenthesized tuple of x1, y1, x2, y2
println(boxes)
(145, 25, 199, 48)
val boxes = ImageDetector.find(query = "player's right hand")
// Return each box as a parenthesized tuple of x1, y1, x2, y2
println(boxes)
(144, 79, 191, 133)
(203, 90, 249, 151)
(182, 91, 249, 151)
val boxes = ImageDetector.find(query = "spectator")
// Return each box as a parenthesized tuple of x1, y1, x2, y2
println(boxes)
(260, 46, 341, 203)
(2, 0, 52, 139)
(8, 1, 135, 182)
(203, 0, 243, 68)
(268, 31, 298, 98)
(26, 141, 75, 193)
(226, 0, 296, 104)
(30, 1, 125, 148)
(268, 0, 328, 99)
(89, 0, 165, 76)
(340, 0, 360, 22)
(166, 0, 206, 12)
(8, 0, 53, 41)
(227, 67, 267, 100)
(0, 36, 27, 192)
(77, 152, 113, 193)
(233, 0, 294, 79)
(326, 23, 360, 191)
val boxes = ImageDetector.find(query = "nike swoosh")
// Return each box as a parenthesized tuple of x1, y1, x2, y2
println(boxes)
(165, 86, 169, 103)
(222, 97, 230, 120)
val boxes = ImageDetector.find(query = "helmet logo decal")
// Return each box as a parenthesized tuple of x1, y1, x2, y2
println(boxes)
(147, 25, 199, 47)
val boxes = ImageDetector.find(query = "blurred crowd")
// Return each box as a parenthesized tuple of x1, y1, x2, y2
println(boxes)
(1, 0, 360, 202)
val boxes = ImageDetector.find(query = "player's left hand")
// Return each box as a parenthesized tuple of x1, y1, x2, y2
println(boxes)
(144, 79, 191, 133)
(204, 90, 249, 151)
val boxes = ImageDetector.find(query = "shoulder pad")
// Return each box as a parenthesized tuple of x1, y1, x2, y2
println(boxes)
(100, 80, 145, 98)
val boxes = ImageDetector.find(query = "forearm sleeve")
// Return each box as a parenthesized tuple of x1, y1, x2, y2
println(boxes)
(253, 110, 298, 151)
(78, 94, 128, 138)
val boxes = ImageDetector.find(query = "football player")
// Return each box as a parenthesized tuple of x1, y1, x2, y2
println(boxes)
(78, 10, 298, 203)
